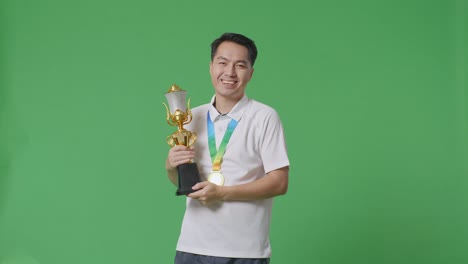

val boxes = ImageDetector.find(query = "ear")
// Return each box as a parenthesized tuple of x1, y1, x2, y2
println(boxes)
(250, 67, 254, 78)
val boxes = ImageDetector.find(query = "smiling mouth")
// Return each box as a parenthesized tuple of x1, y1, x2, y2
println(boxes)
(221, 79, 238, 85)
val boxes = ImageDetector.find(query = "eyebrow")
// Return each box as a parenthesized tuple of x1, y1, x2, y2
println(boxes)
(215, 56, 250, 65)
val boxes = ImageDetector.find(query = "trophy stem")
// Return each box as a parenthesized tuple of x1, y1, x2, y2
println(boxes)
(178, 122, 184, 131)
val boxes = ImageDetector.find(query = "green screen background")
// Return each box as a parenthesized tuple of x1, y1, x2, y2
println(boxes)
(1, 0, 467, 263)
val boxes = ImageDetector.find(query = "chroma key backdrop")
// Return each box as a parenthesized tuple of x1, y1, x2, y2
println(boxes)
(1, 0, 467, 263)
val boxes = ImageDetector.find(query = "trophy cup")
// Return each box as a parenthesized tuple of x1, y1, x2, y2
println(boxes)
(163, 84, 201, 195)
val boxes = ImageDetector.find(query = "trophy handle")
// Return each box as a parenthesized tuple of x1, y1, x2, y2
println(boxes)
(163, 102, 177, 127)
(166, 134, 175, 147)
(187, 132, 197, 147)
(185, 98, 193, 125)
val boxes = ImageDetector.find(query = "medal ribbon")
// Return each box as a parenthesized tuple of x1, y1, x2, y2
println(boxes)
(207, 111, 238, 171)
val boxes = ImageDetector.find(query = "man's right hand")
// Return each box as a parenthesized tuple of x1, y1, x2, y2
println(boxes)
(166, 145, 195, 171)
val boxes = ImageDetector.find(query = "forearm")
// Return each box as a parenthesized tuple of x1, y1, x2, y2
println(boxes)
(166, 159, 178, 187)
(219, 167, 289, 201)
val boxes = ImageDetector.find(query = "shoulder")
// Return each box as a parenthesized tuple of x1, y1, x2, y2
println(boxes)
(191, 103, 210, 115)
(246, 99, 281, 121)
(189, 103, 211, 126)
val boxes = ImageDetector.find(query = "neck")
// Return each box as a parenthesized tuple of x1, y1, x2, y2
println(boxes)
(214, 95, 242, 114)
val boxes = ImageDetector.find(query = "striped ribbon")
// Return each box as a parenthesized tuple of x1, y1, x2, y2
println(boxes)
(207, 111, 238, 171)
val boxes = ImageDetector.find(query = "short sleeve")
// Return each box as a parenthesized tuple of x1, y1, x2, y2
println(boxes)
(259, 109, 290, 173)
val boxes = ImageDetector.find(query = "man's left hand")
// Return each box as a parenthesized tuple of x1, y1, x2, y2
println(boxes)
(188, 181, 223, 206)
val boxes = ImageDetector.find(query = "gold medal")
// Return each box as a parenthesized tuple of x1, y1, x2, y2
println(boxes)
(208, 171, 225, 186)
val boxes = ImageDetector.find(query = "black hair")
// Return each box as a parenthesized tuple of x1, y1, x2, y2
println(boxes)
(210, 32, 258, 66)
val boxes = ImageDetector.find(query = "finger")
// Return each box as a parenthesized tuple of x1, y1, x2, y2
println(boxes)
(170, 152, 194, 160)
(172, 146, 194, 153)
(192, 181, 209, 191)
(188, 190, 202, 199)
(170, 153, 195, 165)
(179, 153, 195, 159)
(172, 155, 194, 164)
(174, 157, 194, 166)
(171, 145, 189, 151)
(172, 160, 189, 167)
(174, 148, 195, 156)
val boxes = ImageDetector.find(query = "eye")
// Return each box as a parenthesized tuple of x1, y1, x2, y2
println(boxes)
(218, 61, 227, 65)
(236, 64, 246, 68)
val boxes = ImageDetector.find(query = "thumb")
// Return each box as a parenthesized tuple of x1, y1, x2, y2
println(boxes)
(192, 181, 208, 190)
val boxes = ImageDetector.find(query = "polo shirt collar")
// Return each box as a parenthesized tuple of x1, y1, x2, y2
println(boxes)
(209, 94, 249, 122)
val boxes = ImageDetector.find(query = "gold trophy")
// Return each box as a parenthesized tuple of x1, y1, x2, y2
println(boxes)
(163, 84, 201, 195)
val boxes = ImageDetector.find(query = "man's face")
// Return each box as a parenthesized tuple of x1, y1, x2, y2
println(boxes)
(210, 41, 254, 102)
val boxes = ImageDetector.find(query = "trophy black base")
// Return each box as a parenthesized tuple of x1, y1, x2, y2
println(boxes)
(176, 163, 201, 196)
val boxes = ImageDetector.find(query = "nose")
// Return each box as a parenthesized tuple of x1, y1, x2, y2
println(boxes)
(224, 65, 236, 77)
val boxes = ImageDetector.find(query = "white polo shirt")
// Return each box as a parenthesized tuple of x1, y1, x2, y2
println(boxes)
(176, 94, 290, 258)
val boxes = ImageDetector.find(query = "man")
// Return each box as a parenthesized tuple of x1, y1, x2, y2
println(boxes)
(166, 32, 290, 264)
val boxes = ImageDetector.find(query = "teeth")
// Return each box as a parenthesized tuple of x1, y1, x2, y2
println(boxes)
(222, 80, 236, 84)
